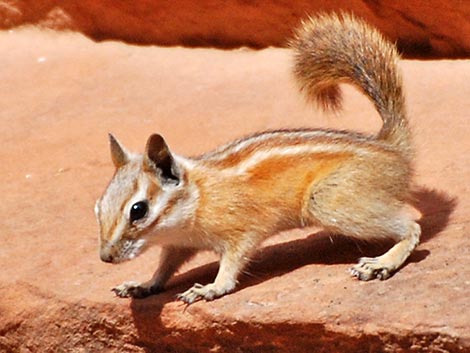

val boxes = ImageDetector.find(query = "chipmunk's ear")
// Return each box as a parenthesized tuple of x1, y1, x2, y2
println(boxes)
(109, 133, 130, 168)
(144, 134, 180, 184)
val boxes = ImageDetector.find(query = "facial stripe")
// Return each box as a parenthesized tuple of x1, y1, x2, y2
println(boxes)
(159, 182, 199, 230)
(147, 192, 180, 230)
(105, 176, 139, 243)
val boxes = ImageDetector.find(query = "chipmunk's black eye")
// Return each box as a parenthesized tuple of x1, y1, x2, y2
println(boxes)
(130, 201, 148, 223)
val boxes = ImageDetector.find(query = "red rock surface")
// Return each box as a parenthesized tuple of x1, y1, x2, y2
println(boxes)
(1, 0, 470, 58)
(1, 29, 469, 352)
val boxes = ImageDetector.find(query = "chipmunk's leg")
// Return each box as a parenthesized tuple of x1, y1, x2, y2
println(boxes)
(350, 219, 420, 280)
(306, 177, 421, 280)
(177, 239, 253, 304)
(113, 247, 196, 298)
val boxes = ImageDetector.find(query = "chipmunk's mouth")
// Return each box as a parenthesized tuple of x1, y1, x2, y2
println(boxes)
(100, 239, 147, 264)
(119, 239, 147, 262)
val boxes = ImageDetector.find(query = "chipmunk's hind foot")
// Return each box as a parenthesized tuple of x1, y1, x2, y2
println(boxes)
(350, 221, 421, 281)
(350, 257, 392, 281)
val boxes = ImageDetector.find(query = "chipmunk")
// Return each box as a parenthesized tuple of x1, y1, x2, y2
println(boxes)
(95, 13, 421, 304)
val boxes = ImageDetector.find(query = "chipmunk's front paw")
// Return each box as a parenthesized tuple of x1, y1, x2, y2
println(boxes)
(177, 283, 226, 304)
(349, 257, 392, 281)
(112, 281, 162, 299)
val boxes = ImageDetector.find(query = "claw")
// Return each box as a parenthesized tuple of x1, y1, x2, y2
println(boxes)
(176, 283, 220, 304)
(350, 257, 393, 281)
(111, 281, 160, 299)
(112, 281, 140, 298)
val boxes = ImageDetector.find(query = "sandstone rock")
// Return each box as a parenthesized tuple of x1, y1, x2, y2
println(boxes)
(0, 29, 469, 352)
(0, 0, 469, 58)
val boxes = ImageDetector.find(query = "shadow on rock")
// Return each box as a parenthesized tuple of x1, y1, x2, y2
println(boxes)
(410, 187, 457, 243)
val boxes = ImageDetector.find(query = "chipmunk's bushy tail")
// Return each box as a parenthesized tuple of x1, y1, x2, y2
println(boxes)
(291, 13, 411, 160)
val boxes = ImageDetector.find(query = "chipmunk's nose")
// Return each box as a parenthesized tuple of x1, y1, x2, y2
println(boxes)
(100, 252, 113, 263)
(100, 249, 114, 263)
